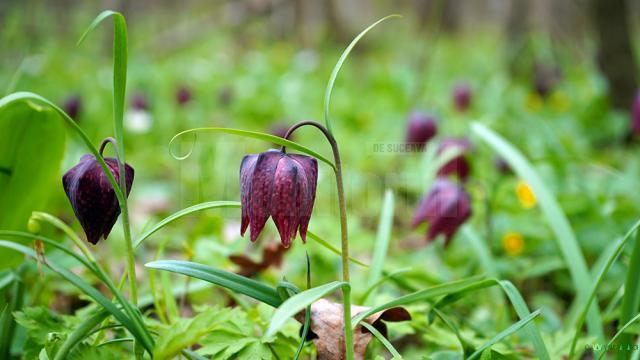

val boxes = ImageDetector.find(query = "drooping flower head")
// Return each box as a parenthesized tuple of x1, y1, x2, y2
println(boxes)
(631, 91, 640, 136)
(131, 92, 149, 111)
(452, 83, 472, 112)
(63, 95, 82, 120)
(176, 86, 192, 106)
(412, 177, 471, 246)
(405, 111, 437, 151)
(240, 149, 318, 247)
(436, 138, 472, 181)
(63, 155, 134, 244)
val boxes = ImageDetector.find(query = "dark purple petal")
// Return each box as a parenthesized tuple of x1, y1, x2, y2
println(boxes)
(405, 112, 437, 151)
(62, 155, 134, 244)
(437, 138, 472, 181)
(412, 178, 471, 247)
(271, 157, 306, 247)
(63, 95, 81, 120)
(249, 150, 283, 242)
(289, 154, 318, 242)
(239, 154, 258, 236)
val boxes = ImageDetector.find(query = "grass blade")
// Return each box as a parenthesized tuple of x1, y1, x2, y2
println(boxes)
(428, 279, 550, 360)
(468, 310, 542, 360)
(0, 269, 24, 359)
(266, 281, 349, 337)
(598, 312, 640, 360)
(307, 230, 369, 267)
(135, 201, 240, 248)
(367, 189, 394, 293)
(54, 309, 109, 360)
(351, 275, 485, 327)
(360, 321, 403, 359)
(145, 260, 282, 307)
(323, 15, 401, 134)
(0, 240, 153, 353)
(169, 128, 335, 171)
(568, 219, 640, 358)
(616, 228, 640, 360)
(471, 122, 603, 340)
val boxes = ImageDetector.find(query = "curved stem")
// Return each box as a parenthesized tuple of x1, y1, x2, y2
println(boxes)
(283, 120, 354, 360)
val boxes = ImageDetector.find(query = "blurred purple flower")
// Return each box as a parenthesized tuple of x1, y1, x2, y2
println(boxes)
(452, 83, 472, 112)
(131, 92, 149, 111)
(533, 62, 562, 98)
(494, 156, 511, 175)
(218, 86, 234, 107)
(412, 177, 471, 246)
(63, 95, 81, 120)
(437, 138, 472, 181)
(240, 149, 318, 247)
(63, 155, 134, 244)
(405, 111, 437, 151)
(176, 86, 192, 106)
(631, 91, 640, 136)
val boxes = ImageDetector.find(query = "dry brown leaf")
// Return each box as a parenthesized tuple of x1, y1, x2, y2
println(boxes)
(295, 299, 411, 360)
(229, 242, 287, 277)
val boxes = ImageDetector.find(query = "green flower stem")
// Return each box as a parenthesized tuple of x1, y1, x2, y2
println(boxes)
(30, 211, 96, 263)
(283, 120, 354, 360)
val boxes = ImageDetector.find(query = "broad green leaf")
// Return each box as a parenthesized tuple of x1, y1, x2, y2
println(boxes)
(145, 260, 282, 307)
(367, 189, 394, 292)
(468, 310, 542, 360)
(154, 307, 240, 360)
(135, 201, 240, 248)
(266, 281, 349, 337)
(0, 101, 65, 268)
(169, 128, 336, 171)
(471, 122, 603, 340)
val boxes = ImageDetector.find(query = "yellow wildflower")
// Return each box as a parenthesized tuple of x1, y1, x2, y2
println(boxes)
(516, 181, 536, 209)
(502, 232, 524, 256)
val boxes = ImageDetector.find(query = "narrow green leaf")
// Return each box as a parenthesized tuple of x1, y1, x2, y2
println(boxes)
(0, 240, 153, 353)
(323, 14, 401, 133)
(135, 201, 240, 248)
(428, 278, 549, 360)
(598, 312, 640, 360)
(0, 270, 23, 359)
(266, 281, 349, 337)
(568, 219, 640, 358)
(616, 228, 640, 360)
(351, 275, 485, 327)
(53, 310, 109, 360)
(145, 260, 282, 307)
(471, 122, 603, 339)
(461, 225, 498, 277)
(468, 310, 542, 360)
(367, 190, 394, 291)
(169, 128, 335, 171)
(360, 321, 403, 359)
(307, 230, 369, 267)
(359, 268, 412, 304)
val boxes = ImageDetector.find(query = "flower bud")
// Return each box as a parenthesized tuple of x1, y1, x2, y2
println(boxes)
(405, 111, 437, 151)
(436, 138, 471, 181)
(240, 149, 317, 247)
(412, 178, 471, 246)
(452, 83, 472, 112)
(62, 155, 134, 244)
